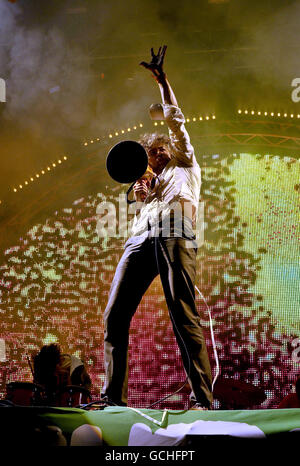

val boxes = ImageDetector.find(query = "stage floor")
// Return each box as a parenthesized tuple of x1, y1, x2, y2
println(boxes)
(0, 405, 299, 447)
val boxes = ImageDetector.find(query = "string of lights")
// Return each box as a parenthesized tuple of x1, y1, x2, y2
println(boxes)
(9, 108, 299, 199)
(83, 115, 217, 147)
(238, 109, 300, 119)
(12, 156, 68, 193)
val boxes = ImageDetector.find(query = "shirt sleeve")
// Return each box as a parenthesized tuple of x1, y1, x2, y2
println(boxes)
(163, 104, 196, 167)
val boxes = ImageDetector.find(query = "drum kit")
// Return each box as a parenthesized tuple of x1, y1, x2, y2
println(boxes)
(5, 378, 265, 409)
(5, 382, 91, 408)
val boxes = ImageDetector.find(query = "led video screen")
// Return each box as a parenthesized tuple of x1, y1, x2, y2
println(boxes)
(0, 151, 299, 409)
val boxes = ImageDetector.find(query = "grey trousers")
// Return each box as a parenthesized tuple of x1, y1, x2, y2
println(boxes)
(101, 233, 213, 408)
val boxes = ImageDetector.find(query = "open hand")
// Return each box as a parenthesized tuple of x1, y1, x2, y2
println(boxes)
(140, 45, 167, 83)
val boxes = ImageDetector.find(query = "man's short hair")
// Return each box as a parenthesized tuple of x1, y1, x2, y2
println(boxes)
(139, 132, 172, 154)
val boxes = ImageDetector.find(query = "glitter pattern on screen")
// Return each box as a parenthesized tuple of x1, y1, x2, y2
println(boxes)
(0, 152, 299, 409)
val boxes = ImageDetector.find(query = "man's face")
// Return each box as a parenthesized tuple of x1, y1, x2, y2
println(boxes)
(147, 144, 172, 174)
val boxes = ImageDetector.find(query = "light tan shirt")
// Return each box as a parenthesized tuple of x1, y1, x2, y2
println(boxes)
(130, 104, 201, 238)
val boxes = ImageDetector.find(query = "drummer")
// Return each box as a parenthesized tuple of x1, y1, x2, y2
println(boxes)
(33, 343, 91, 400)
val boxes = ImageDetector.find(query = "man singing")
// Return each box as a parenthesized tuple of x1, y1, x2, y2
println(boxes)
(101, 46, 213, 410)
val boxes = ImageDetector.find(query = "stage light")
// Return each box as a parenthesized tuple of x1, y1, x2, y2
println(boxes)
(90, 140, 94, 143)
(121, 130, 125, 133)
(133, 126, 137, 130)
(154, 122, 158, 126)
(251, 110, 255, 115)
(25, 181, 28, 185)
(139, 123, 143, 127)
(193, 117, 196, 121)
(58, 160, 62, 164)
(244, 110, 248, 114)
(109, 134, 112, 138)
(238, 109, 242, 114)
(36, 174, 40, 178)
(63, 156, 67, 160)
(30, 177, 34, 181)
(84, 142, 88, 146)
(47, 167, 50, 171)
(284, 113, 287, 117)
(127, 128, 131, 131)
(199, 116, 203, 120)
(13, 188, 17, 192)
(97, 138, 100, 141)
(19, 185, 22, 189)
(291, 114, 294, 118)
(160, 121, 164, 125)
(258, 111, 261, 115)
(277, 113, 281, 117)
(298, 115, 300, 118)
(264, 112, 268, 116)
(186, 118, 190, 122)
(41, 170, 45, 174)
(212, 115, 216, 119)
(115, 132, 119, 136)
(52, 163, 56, 167)
(270, 112, 274, 116)
(206, 116, 209, 120)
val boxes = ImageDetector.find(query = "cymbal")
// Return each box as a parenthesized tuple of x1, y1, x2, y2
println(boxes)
(213, 378, 266, 407)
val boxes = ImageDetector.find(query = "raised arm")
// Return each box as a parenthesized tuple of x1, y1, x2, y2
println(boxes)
(140, 45, 178, 106)
(140, 46, 197, 168)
